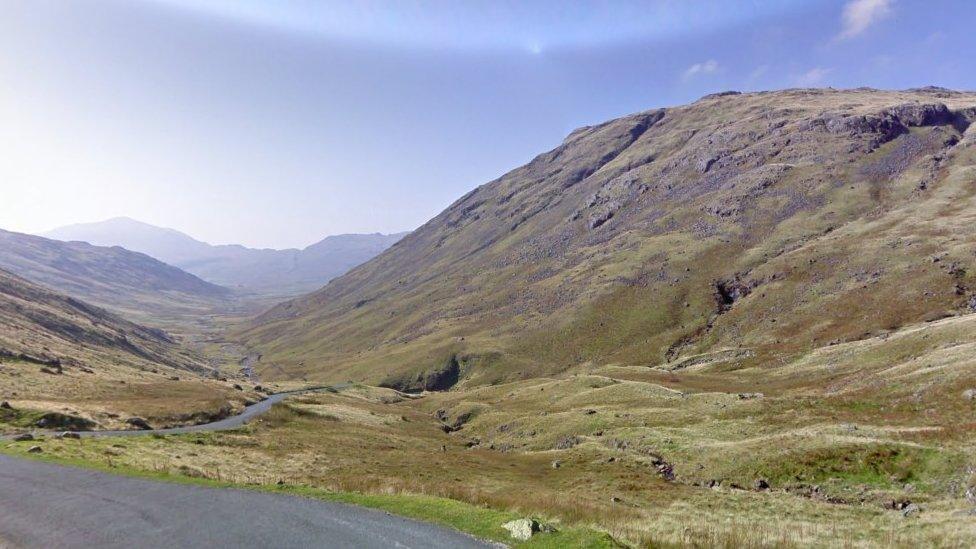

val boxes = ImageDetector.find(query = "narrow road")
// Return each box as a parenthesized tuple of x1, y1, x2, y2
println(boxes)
(0, 455, 494, 548)
(3, 384, 351, 439)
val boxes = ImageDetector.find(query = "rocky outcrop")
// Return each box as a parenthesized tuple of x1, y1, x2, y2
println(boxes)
(34, 412, 96, 431)
(380, 355, 461, 393)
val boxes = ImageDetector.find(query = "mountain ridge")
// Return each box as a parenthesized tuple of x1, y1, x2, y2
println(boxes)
(44, 218, 408, 296)
(0, 228, 231, 325)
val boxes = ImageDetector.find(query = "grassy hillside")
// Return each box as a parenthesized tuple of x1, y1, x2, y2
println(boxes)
(0, 228, 232, 326)
(0, 268, 260, 431)
(240, 88, 976, 387)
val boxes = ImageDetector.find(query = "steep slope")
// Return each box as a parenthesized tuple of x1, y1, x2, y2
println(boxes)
(0, 267, 260, 431)
(44, 218, 407, 296)
(0, 229, 230, 323)
(241, 88, 976, 389)
(0, 267, 204, 372)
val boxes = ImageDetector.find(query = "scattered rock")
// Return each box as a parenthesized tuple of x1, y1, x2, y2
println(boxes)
(27, 445, 42, 453)
(610, 496, 623, 504)
(737, 392, 764, 400)
(0, 401, 12, 410)
(754, 478, 770, 491)
(697, 156, 718, 174)
(502, 518, 540, 541)
(651, 455, 675, 481)
(551, 460, 561, 469)
(12, 433, 34, 442)
(233, 384, 244, 391)
(56, 432, 81, 440)
(902, 503, 921, 517)
(125, 417, 152, 430)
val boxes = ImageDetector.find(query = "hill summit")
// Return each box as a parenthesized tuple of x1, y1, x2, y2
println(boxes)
(241, 88, 976, 389)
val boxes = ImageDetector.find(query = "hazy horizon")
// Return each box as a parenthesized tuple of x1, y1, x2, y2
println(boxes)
(37, 215, 410, 251)
(3, 0, 975, 248)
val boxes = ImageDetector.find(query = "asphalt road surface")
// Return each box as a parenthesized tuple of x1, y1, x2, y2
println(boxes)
(0, 455, 495, 548)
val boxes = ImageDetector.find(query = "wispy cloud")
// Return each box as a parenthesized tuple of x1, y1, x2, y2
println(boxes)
(837, 0, 893, 40)
(796, 67, 832, 87)
(682, 59, 720, 81)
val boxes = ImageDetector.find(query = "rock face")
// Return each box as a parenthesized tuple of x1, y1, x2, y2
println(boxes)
(380, 356, 461, 393)
(241, 89, 976, 386)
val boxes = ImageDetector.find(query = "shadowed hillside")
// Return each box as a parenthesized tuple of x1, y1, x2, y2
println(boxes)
(0, 268, 261, 431)
(240, 88, 976, 388)
(0, 267, 208, 372)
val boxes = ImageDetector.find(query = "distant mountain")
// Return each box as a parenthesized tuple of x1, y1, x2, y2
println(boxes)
(0, 266, 208, 374)
(239, 88, 976, 388)
(0, 228, 230, 324)
(44, 217, 407, 296)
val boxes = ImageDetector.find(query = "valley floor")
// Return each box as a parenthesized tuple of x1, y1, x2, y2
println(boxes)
(6, 313, 976, 547)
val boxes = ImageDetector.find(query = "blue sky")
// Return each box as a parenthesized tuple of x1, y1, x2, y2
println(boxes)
(1, 0, 973, 248)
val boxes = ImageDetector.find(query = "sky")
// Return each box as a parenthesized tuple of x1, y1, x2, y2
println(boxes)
(1, 0, 974, 249)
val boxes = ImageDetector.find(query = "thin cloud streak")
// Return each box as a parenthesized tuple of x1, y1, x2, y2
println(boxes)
(837, 0, 892, 40)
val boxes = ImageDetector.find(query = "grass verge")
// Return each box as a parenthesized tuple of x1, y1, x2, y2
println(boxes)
(0, 444, 620, 548)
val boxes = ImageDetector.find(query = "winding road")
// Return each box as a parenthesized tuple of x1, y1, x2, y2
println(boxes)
(3, 384, 350, 440)
(0, 385, 496, 548)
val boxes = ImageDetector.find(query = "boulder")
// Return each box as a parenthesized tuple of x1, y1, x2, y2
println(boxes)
(27, 445, 42, 453)
(12, 433, 34, 442)
(963, 389, 976, 401)
(902, 503, 921, 517)
(34, 412, 96, 431)
(56, 432, 81, 440)
(502, 518, 539, 541)
(754, 478, 770, 491)
(0, 401, 12, 410)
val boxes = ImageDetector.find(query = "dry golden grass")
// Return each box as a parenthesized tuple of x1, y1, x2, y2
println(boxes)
(0, 356, 268, 431)
(14, 311, 976, 547)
